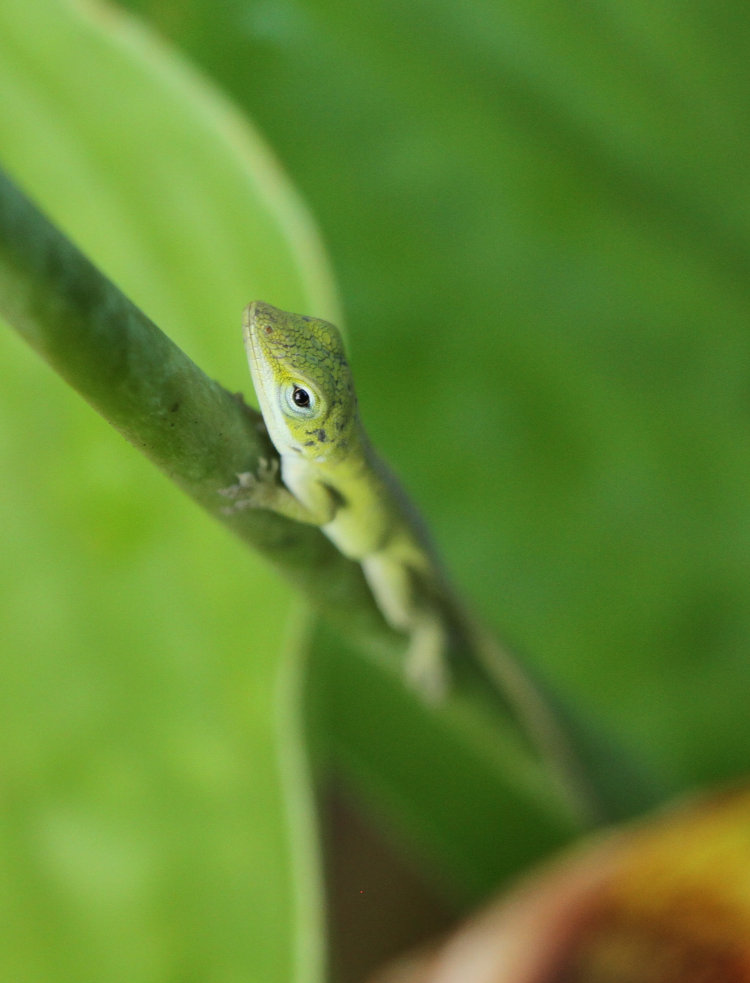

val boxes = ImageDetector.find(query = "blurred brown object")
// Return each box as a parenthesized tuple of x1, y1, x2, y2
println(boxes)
(368, 787, 750, 983)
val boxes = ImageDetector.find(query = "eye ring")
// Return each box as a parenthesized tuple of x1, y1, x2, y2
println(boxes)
(283, 382, 317, 417)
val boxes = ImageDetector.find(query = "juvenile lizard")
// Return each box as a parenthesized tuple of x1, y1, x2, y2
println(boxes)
(229, 301, 593, 816)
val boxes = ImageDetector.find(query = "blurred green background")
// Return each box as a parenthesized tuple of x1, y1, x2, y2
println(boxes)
(3, 0, 750, 981)
(117, 0, 750, 784)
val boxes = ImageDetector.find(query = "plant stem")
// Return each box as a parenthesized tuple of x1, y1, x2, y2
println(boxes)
(0, 164, 386, 646)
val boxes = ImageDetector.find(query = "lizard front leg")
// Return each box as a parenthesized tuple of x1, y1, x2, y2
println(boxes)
(220, 457, 337, 525)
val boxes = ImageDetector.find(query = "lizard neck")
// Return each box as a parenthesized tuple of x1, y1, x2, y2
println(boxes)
(292, 414, 372, 472)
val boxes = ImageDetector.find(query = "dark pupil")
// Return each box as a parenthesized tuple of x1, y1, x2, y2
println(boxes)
(292, 386, 311, 408)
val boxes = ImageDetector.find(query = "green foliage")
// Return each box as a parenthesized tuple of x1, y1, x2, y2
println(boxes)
(3, 0, 750, 980)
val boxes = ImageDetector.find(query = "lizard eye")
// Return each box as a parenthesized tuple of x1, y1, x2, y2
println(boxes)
(292, 386, 310, 408)
(283, 382, 317, 417)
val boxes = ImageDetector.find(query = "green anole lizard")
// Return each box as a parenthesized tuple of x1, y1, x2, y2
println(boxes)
(228, 300, 594, 818)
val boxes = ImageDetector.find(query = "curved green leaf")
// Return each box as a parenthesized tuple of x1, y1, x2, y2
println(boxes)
(0, 0, 338, 980)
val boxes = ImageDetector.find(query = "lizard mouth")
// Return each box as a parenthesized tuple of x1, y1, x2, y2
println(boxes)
(243, 305, 274, 398)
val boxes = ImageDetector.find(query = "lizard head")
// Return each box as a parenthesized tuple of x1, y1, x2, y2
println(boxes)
(243, 301, 359, 462)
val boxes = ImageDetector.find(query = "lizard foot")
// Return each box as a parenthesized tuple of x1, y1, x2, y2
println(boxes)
(218, 457, 280, 513)
(403, 620, 451, 705)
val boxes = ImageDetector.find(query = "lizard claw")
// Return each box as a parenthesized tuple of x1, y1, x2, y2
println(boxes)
(256, 457, 279, 482)
(218, 457, 281, 513)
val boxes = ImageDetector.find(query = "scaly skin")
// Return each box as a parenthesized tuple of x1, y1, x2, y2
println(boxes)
(232, 301, 595, 818)
(240, 300, 453, 697)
